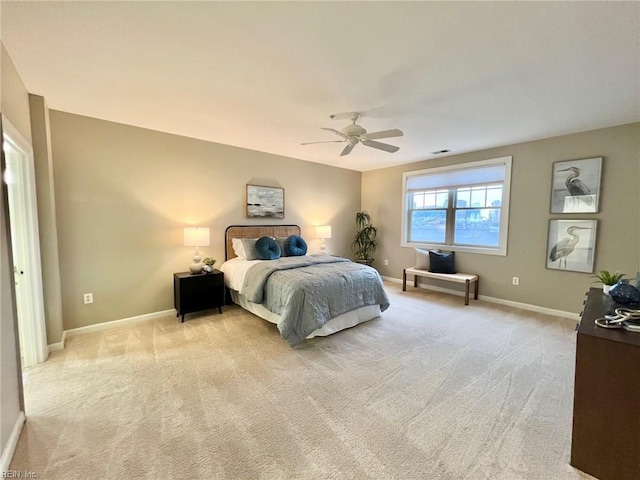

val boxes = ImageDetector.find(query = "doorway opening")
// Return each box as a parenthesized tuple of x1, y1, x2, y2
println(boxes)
(2, 118, 48, 368)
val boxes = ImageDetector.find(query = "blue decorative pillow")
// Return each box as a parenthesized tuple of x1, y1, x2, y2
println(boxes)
(255, 236, 281, 260)
(285, 235, 307, 256)
(428, 250, 456, 274)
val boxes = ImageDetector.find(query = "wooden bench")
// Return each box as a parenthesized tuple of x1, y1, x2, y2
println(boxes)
(403, 267, 479, 305)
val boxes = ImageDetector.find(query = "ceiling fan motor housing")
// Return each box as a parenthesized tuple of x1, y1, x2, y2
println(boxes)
(342, 124, 367, 137)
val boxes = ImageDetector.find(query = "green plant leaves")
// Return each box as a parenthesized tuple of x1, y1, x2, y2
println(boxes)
(591, 270, 625, 285)
(352, 211, 377, 260)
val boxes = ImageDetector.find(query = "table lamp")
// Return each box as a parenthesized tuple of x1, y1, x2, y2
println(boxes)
(315, 225, 332, 253)
(183, 227, 210, 274)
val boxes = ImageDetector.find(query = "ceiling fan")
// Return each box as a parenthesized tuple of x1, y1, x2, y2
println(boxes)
(301, 112, 403, 156)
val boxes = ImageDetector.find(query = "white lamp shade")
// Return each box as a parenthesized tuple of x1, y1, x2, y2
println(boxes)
(183, 227, 210, 247)
(315, 225, 332, 239)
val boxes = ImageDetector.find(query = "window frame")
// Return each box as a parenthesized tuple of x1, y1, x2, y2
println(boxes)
(401, 156, 512, 256)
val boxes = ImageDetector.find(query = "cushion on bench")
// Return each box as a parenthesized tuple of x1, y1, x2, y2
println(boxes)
(415, 247, 430, 269)
(428, 250, 456, 274)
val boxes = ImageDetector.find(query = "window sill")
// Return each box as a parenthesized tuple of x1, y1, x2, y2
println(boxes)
(402, 242, 507, 256)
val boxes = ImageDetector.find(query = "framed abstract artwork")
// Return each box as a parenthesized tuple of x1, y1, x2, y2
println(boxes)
(550, 157, 602, 213)
(246, 184, 285, 219)
(546, 219, 597, 273)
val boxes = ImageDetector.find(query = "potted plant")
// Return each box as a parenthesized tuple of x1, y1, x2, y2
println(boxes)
(352, 211, 377, 266)
(591, 270, 625, 295)
(202, 257, 216, 273)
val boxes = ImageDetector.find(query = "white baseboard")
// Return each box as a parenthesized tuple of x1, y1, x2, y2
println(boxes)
(382, 275, 580, 321)
(47, 309, 177, 351)
(477, 294, 579, 320)
(0, 411, 25, 472)
(65, 309, 177, 338)
(48, 331, 66, 353)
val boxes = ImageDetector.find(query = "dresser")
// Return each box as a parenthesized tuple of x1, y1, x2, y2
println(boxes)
(571, 287, 640, 480)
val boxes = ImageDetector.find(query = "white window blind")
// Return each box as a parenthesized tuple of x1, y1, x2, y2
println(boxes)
(406, 164, 507, 191)
(401, 156, 512, 256)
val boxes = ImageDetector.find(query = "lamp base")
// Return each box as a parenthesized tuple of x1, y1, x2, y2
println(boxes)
(189, 253, 204, 274)
(190, 263, 204, 274)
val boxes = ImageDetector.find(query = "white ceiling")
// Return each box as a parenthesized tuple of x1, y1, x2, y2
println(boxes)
(2, 1, 639, 172)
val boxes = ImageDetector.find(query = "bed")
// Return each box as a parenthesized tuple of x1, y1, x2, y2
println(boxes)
(220, 225, 390, 346)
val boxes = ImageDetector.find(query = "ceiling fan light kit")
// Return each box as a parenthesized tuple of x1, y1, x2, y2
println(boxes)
(301, 112, 403, 156)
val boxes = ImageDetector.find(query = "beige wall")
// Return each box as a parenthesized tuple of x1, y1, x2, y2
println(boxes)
(364, 123, 640, 314)
(29, 95, 64, 344)
(49, 111, 362, 330)
(0, 45, 26, 464)
(1, 44, 32, 142)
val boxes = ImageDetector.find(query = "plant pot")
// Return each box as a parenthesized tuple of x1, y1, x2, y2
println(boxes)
(603, 284, 612, 295)
(355, 259, 374, 267)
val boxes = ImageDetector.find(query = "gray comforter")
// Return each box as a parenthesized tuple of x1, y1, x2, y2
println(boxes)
(240, 255, 390, 346)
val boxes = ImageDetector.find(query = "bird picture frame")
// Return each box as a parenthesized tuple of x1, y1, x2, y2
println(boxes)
(550, 157, 602, 213)
(546, 219, 597, 273)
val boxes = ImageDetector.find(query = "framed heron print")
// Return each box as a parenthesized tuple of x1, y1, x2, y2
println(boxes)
(546, 219, 597, 273)
(550, 157, 602, 213)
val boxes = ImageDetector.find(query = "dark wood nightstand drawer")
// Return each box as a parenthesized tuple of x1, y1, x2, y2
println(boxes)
(174, 270, 225, 322)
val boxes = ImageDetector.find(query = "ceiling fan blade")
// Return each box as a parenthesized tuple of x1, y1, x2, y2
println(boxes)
(301, 140, 345, 145)
(360, 129, 404, 141)
(321, 127, 348, 139)
(329, 111, 360, 121)
(362, 140, 399, 153)
(340, 143, 356, 156)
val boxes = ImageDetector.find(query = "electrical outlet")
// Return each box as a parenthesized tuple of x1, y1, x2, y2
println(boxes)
(512, 277, 520, 286)
(83, 293, 93, 304)
(384, 259, 389, 266)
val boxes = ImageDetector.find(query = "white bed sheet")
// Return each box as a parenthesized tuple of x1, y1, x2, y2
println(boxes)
(219, 256, 265, 291)
(220, 256, 381, 338)
(230, 290, 380, 338)
(220, 254, 331, 291)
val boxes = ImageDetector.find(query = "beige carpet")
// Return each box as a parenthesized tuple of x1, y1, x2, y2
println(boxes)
(10, 282, 594, 479)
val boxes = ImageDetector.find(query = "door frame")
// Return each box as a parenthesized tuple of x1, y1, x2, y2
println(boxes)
(2, 116, 48, 366)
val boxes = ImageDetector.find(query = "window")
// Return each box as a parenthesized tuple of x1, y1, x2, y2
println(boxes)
(401, 156, 512, 256)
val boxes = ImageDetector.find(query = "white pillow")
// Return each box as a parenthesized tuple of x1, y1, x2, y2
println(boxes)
(232, 238, 246, 259)
(415, 247, 430, 270)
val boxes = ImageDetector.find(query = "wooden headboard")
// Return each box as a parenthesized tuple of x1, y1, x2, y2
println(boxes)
(225, 225, 301, 260)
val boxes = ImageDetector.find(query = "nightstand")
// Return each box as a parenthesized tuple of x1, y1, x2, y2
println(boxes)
(173, 270, 225, 322)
